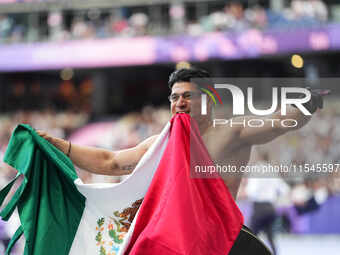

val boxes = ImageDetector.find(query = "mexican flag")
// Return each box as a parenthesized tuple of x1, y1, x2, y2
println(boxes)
(0, 114, 243, 255)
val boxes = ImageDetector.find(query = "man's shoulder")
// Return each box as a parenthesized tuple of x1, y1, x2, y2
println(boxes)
(206, 123, 242, 142)
(204, 123, 247, 154)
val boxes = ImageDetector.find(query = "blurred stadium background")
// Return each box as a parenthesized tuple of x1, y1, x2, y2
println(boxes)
(0, 0, 340, 254)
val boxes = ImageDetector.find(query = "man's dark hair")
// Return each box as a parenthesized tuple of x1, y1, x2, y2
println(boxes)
(168, 68, 211, 89)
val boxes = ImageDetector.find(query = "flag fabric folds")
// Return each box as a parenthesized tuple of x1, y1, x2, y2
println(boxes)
(69, 121, 171, 255)
(0, 114, 243, 255)
(0, 124, 85, 255)
(125, 114, 243, 254)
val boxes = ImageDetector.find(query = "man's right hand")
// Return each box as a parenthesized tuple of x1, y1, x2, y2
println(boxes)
(36, 130, 70, 156)
(298, 88, 330, 114)
(36, 130, 54, 144)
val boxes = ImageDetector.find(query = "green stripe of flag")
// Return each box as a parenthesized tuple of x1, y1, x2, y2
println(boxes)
(0, 124, 85, 255)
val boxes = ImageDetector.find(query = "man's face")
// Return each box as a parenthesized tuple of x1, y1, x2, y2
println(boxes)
(170, 82, 203, 118)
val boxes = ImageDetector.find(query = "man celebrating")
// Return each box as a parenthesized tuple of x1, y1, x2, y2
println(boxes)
(37, 67, 324, 199)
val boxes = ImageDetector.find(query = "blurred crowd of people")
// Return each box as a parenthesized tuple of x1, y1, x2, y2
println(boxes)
(0, 109, 88, 162)
(238, 99, 340, 202)
(187, 0, 328, 36)
(0, 0, 330, 44)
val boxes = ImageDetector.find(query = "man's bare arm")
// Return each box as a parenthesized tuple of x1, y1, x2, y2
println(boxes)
(228, 88, 328, 148)
(37, 130, 158, 175)
(230, 106, 312, 148)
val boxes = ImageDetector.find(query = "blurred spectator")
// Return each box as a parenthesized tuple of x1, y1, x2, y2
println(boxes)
(245, 152, 291, 255)
(291, 0, 328, 23)
(170, 3, 186, 34)
(71, 16, 94, 39)
(0, 14, 13, 43)
(246, 177, 289, 255)
(187, 20, 203, 36)
(108, 10, 129, 36)
(129, 12, 149, 36)
(48, 11, 70, 41)
(246, 5, 268, 29)
(224, 1, 250, 31)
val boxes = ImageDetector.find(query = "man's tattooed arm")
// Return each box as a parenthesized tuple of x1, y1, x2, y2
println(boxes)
(121, 164, 137, 171)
